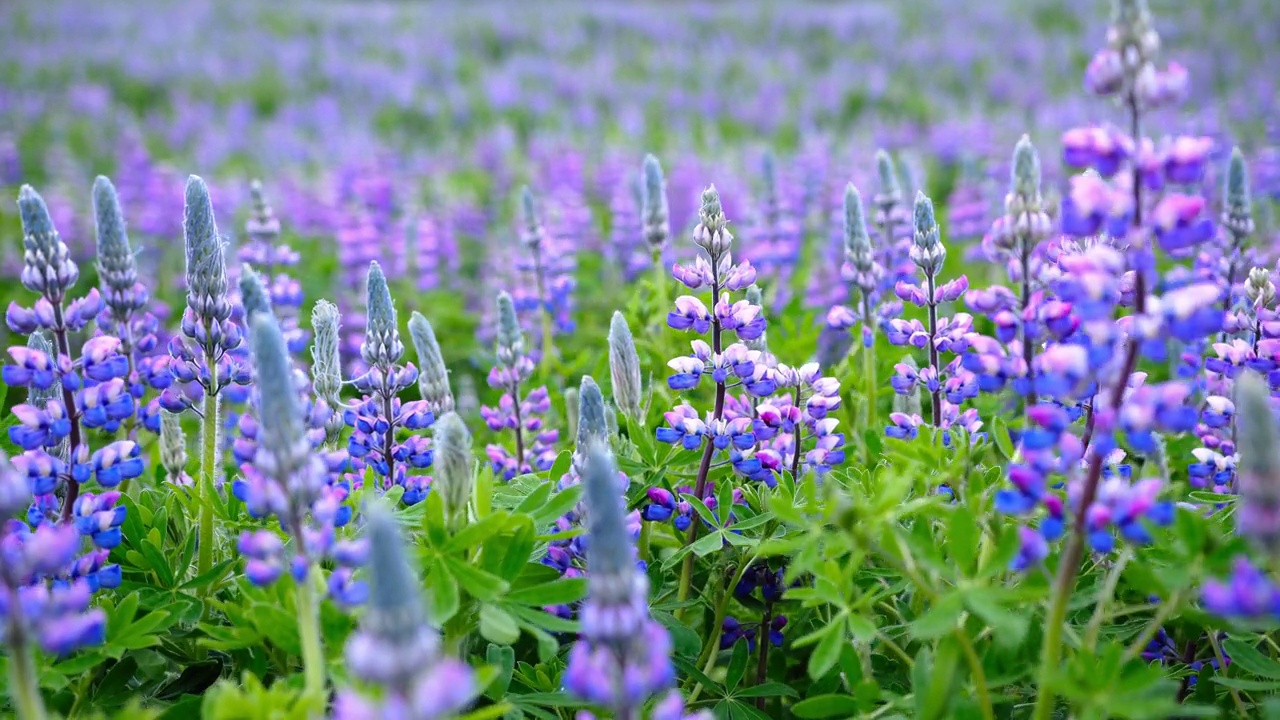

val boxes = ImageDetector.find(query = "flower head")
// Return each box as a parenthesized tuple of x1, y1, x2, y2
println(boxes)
(608, 312, 643, 422)
(409, 311, 453, 415)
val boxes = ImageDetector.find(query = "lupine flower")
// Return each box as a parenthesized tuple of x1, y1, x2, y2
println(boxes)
(409, 311, 454, 416)
(482, 292, 557, 480)
(345, 262, 434, 501)
(565, 444, 674, 716)
(335, 504, 476, 718)
(608, 312, 643, 423)
(641, 154, 670, 254)
(1201, 557, 1280, 621)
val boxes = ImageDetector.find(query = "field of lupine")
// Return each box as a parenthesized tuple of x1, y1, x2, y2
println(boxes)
(2, 0, 1280, 718)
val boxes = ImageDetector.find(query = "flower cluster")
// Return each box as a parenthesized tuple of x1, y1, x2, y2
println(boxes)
(344, 262, 436, 504)
(482, 292, 558, 480)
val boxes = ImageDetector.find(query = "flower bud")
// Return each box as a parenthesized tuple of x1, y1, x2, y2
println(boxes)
(581, 442, 631, 580)
(693, 185, 731, 257)
(874, 150, 901, 209)
(577, 376, 608, 447)
(432, 412, 473, 528)
(409, 311, 453, 415)
(608, 312, 643, 422)
(310, 299, 344, 439)
(183, 175, 230, 324)
(19, 184, 79, 300)
(495, 291, 524, 366)
(910, 192, 946, 276)
(1246, 267, 1275, 308)
(92, 175, 140, 308)
(519, 185, 543, 250)
(159, 410, 190, 485)
(361, 261, 403, 370)
(245, 179, 281, 245)
(1236, 372, 1280, 553)
(564, 386, 580, 442)
(1222, 147, 1254, 238)
(641, 154, 670, 252)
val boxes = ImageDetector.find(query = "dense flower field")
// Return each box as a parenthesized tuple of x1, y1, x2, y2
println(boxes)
(2, 0, 1280, 718)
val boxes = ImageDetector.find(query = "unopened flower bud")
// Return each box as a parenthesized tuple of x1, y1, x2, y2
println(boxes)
(694, 185, 732, 257)
(874, 150, 901, 210)
(640, 154, 670, 252)
(1222, 147, 1254, 238)
(159, 410, 190, 485)
(495, 291, 524, 366)
(519, 185, 543, 250)
(910, 192, 946, 276)
(310, 299, 344, 440)
(183, 175, 230, 325)
(608, 312, 643, 422)
(93, 175, 140, 311)
(409, 311, 453, 415)
(19, 184, 79, 300)
(1246, 267, 1275, 308)
(239, 264, 272, 322)
(432, 412, 473, 529)
(361, 261, 403, 370)
(577, 376, 608, 447)
(564, 386, 580, 442)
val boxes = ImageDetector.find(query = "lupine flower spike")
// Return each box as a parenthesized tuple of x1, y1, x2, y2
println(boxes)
(482, 292, 557, 480)
(433, 412, 473, 532)
(609, 311, 644, 424)
(335, 503, 476, 718)
(409, 311, 454, 416)
(310, 299, 345, 444)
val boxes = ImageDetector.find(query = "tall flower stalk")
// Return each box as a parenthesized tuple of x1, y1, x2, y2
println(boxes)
(163, 176, 246, 586)
(641, 153, 671, 313)
(482, 292, 557, 480)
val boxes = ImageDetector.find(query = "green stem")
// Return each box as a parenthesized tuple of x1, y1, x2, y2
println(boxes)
(295, 568, 326, 705)
(653, 249, 669, 321)
(862, 293, 877, 425)
(1083, 548, 1131, 652)
(688, 564, 744, 704)
(638, 520, 652, 564)
(196, 358, 221, 593)
(1208, 632, 1248, 716)
(1121, 591, 1183, 663)
(6, 632, 46, 720)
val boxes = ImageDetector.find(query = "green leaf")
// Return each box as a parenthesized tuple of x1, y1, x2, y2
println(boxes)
(654, 611, 701, 658)
(791, 694, 860, 719)
(910, 591, 964, 640)
(479, 604, 521, 645)
(963, 589, 1028, 648)
(485, 644, 516, 699)
(725, 639, 749, 692)
(691, 531, 725, 557)
(734, 682, 798, 699)
(528, 484, 584, 527)
(428, 567, 461, 623)
(443, 556, 510, 601)
(808, 624, 844, 681)
(445, 512, 513, 553)
(992, 416, 1014, 459)
(1222, 639, 1280, 679)
(1212, 676, 1280, 691)
(846, 614, 877, 643)
(504, 577, 587, 606)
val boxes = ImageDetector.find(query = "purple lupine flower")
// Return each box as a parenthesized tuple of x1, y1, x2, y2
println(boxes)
(566, 443, 675, 716)
(344, 262, 434, 503)
(482, 292, 557, 480)
(1201, 557, 1280, 621)
(335, 505, 476, 718)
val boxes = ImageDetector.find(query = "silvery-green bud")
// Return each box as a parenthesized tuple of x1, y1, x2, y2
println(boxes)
(564, 386, 580, 442)
(577, 376, 608, 449)
(408, 311, 453, 415)
(433, 412, 473, 528)
(495, 291, 524, 366)
(581, 442, 632, 581)
(310, 299, 344, 439)
(348, 503, 442, 689)
(1011, 135, 1043, 206)
(608, 312, 643, 422)
(874, 150, 901, 210)
(640, 154, 669, 252)
(160, 410, 190, 485)
(843, 184, 877, 295)
(604, 400, 619, 439)
(245, 179, 281, 245)
(92, 175, 141, 310)
(910, 192, 946, 276)
(239, 264, 273, 322)
(519, 185, 543, 250)
(1235, 372, 1280, 552)
(1222, 147, 1254, 238)
(250, 313, 322, 510)
(1246, 267, 1275, 308)
(693, 185, 732, 257)
(184, 175, 231, 324)
(18, 184, 78, 300)
(361, 261, 403, 370)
